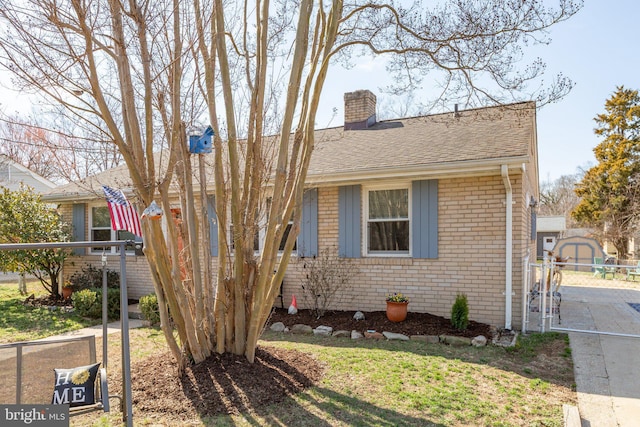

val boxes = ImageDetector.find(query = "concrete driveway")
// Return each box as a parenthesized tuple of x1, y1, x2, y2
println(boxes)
(557, 283, 640, 426)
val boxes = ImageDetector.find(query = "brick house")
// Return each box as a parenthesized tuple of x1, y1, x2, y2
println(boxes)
(43, 90, 539, 330)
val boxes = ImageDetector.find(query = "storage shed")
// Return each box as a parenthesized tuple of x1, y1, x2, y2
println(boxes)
(553, 236, 605, 272)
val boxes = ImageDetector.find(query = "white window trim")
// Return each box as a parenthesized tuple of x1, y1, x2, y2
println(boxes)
(88, 203, 137, 256)
(363, 182, 412, 258)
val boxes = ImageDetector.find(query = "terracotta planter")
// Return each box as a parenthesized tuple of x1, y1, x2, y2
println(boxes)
(386, 301, 408, 322)
(62, 287, 73, 299)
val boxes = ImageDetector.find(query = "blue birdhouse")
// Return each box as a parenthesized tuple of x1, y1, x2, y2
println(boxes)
(189, 126, 214, 154)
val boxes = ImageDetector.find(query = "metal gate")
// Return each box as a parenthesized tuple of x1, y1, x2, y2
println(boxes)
(0, 240, 135, 426)
(524, 256, 640, 338)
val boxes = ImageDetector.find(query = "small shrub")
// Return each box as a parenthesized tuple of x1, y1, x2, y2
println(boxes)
(71, 287, 120, 320)
(100, 288, 121, 320)
(72, 289, 101, 318)
(139, 294, 160, 325)
(451, 293, 469, 331)
(301, 247, 358, 318)
(69, 264, 120, 291)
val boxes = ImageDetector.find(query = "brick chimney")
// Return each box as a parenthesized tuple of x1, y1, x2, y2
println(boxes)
(344, 90, 376, 130)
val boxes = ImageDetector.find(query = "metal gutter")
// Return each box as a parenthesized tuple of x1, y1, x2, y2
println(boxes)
(501, 164, 513, 330)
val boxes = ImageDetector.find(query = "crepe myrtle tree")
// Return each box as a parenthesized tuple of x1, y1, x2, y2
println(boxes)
(0, 186, 71, 297)
(0, 0, 581, 365)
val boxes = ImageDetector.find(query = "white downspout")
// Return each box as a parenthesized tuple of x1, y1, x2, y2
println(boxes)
(501, 165, 513, 330)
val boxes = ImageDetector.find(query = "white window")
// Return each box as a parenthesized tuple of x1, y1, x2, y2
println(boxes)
(89, 205, 137, 254)
(230, 222, 261, 253)
(365, 186, 410, 256)
(279, 219, 296, 252)
(265, 197, 296, 253)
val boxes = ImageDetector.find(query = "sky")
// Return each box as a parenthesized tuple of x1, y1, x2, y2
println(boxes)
(0, 1, 637, 184)
(313, 0, 640, 183)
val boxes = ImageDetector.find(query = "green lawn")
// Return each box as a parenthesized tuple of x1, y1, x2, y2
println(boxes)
(0, 282, 98, 343)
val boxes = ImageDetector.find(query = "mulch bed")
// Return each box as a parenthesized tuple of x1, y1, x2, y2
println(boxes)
(113, 346, 324, 422)
(22, 293, 72, 308)
(267, 307, 493, 338)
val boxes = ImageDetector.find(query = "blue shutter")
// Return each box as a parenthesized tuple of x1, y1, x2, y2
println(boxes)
(338, 185, 361, 258)
(298, 188, 318, 257)
(411, 180, 438, 258)
(72, 204, 86, 255)
(207, 195, 218, 256)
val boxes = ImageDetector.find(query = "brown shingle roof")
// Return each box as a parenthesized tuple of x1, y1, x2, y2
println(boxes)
(44, 102, 536, 201)
(308, 102, 535, 180)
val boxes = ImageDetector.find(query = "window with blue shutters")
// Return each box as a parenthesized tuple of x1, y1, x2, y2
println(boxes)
(339, 180, 437, 259)
(211, 189, 318, 257)
(88, 204, 139, 255)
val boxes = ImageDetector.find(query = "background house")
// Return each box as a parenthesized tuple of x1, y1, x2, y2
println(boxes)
(0, 156, 56, 283)
(44, 91, 539, 331)
(0, 155, 56, 193)
(536, 215, 566, 259)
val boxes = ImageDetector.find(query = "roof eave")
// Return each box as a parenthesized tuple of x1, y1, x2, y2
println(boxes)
(43, 156, 529, 202)
(305, 156, 529, 187)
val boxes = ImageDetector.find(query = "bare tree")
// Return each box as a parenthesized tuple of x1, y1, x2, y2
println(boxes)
(0, 113, 122, 183)
(539, 173, 582, 228)
(0, 0, 582, 366)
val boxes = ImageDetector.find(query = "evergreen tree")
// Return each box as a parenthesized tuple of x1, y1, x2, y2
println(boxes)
(572, 86, 640, 259)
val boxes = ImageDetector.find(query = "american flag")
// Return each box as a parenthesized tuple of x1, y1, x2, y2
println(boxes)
(102, 185, 142, 237)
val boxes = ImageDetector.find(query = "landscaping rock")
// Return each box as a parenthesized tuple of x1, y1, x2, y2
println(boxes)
(492, 329, 518, 347)
(351, 330, 363, 339)
(440, 335, 472, 346)
(353, 311, 365, 320)
(383, 331, 409, 341)
(411, 335, 439, 343)
(472, 335, 488, 347)
(313, 325, 333, 336)
(364, 331, 384, 340)
(290, 324, 313, 334)
(270, 322, 286, 332)
(332, 330, 351, 338)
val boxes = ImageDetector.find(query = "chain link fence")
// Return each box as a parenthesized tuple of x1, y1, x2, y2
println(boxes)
(524, 257, 640, 333)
